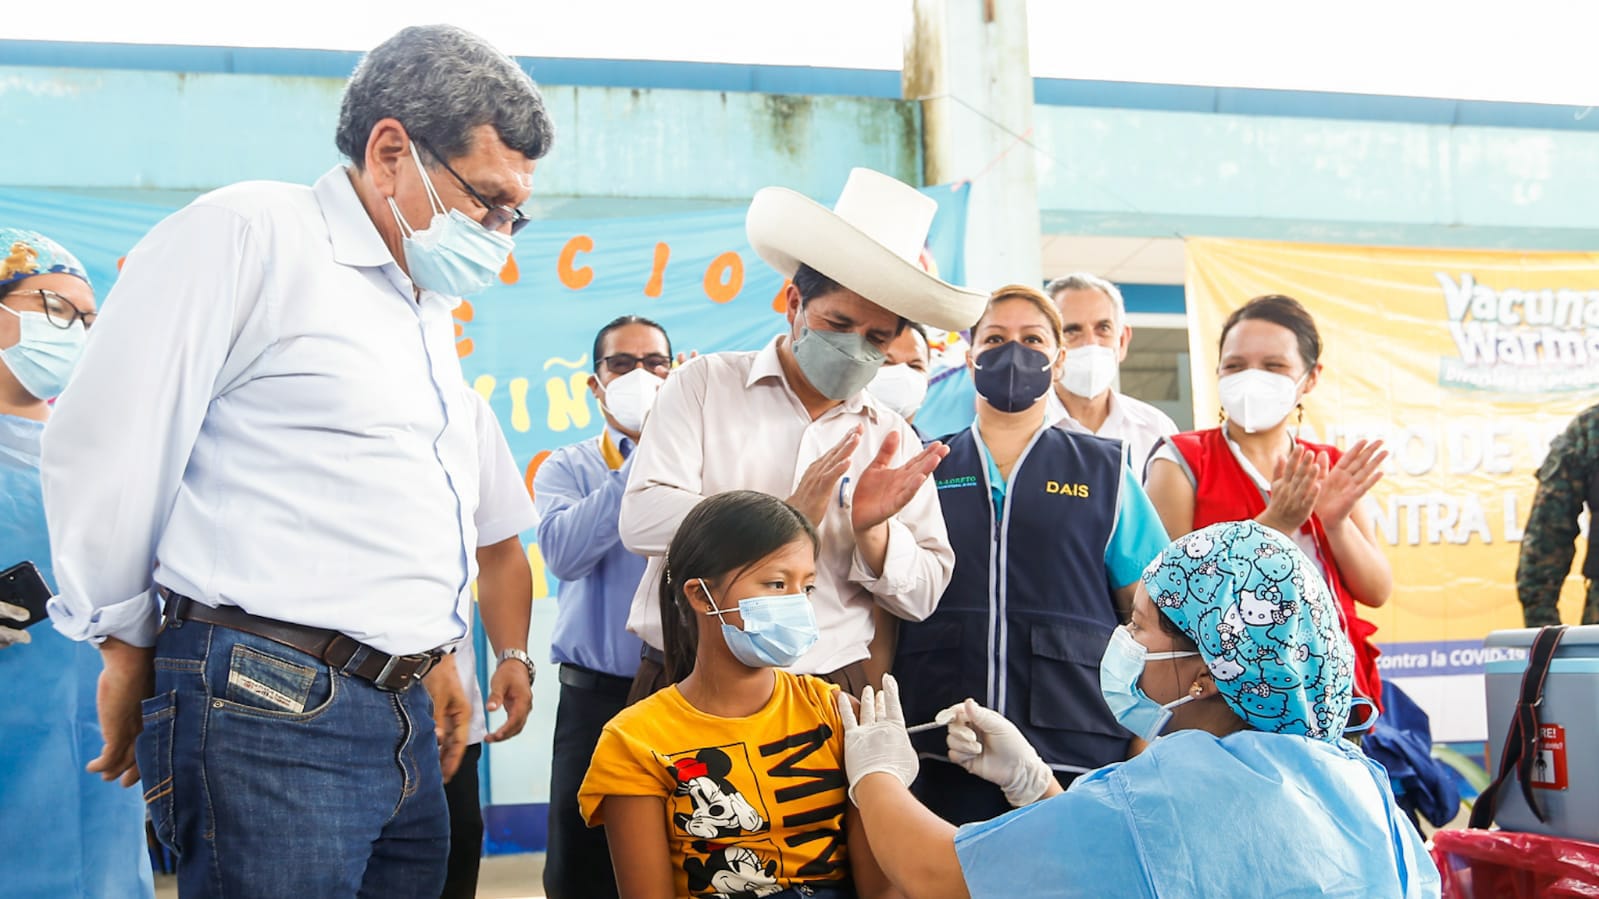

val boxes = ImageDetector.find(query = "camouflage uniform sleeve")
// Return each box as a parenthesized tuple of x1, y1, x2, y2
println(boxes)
(1516, 405, 1599, 627)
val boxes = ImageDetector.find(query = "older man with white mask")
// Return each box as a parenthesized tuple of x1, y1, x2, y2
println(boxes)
(1044, 272, 1177, 476)
(41, 25, 552, 897)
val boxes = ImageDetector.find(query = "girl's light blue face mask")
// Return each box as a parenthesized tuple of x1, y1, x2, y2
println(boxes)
(386, 141, 515, 298)
(696, 577, 819, 669)
(1099, 625, 1200, 742)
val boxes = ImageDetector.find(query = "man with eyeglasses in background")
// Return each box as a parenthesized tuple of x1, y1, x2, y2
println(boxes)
(535, 314, 675, 899)
(40, 25, 552, 897)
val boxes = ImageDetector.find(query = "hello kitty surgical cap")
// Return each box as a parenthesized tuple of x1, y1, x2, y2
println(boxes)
(0, 228, 90, 293)
(1140, 519, 1353, 742)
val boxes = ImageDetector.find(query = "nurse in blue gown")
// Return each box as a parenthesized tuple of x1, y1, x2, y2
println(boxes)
(837, 519, 1440, 899)
(0, 228, 155, 898)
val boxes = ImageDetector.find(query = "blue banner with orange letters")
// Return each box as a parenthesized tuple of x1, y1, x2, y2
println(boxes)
(1, 180, 970, 847)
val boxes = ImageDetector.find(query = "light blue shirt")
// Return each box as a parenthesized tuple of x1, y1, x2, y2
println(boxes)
(954, 729, 1440, 898)
(975, 428, 1165, 589)
(43, 167, 481, 653)
(535, 427, 646, 678)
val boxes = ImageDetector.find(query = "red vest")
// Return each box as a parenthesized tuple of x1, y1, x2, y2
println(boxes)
(1166, 427, 1383, 711)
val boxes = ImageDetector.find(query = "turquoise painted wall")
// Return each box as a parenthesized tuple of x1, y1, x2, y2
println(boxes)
(1033, 105, 1599, 249)
(0, 66, 921, 215)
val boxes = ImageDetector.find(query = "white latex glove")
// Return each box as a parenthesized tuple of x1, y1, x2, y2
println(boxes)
(0, 601, 30, 648)
(943, 698, 1053, 807)
(836, 673, 919, 804)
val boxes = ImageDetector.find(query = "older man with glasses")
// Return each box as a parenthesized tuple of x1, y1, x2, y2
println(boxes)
(40, 25, 553, 898)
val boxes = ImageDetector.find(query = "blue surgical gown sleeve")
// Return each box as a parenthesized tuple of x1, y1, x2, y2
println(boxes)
(954, 767, 1156, 899)
(0, 415, 155, 897)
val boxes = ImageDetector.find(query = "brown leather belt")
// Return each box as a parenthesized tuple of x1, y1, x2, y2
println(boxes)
(160, 591, 441, 693)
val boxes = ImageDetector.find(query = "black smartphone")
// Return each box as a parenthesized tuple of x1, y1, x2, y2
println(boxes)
(0, 561, 52, 629)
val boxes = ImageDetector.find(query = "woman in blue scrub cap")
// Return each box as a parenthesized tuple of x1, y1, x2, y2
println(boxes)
(0, 228, 155, 897)
(837, 519, 1440, 899)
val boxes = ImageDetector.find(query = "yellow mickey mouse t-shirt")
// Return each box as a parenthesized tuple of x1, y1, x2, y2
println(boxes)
(579, 670, 850, 898)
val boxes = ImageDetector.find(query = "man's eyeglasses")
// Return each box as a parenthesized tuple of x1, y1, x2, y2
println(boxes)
(4, 289, 95, 329)
(599, 353, 672, 375)
(413, 137, 530, 236)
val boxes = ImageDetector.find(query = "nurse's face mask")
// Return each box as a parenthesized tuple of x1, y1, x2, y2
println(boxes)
(1099, 626, 1200, 742)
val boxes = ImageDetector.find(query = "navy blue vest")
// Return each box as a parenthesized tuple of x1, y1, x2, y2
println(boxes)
(895, 424, 1130, 773)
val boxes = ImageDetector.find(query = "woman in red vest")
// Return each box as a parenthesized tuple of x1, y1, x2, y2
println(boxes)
(1144, 294, 1390, 710)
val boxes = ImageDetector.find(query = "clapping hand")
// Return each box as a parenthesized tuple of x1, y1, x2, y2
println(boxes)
(788, 427, 862, 526)
(1316, 439, 1387, 525)
(1259, 447, 1327, 535)
(850, 432, 949, 533)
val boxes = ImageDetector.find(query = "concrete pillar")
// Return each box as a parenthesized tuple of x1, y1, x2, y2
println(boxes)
(905, 0, 1043, 294)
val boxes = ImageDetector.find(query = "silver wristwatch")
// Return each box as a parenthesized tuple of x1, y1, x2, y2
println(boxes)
(498, 648, 536, 685)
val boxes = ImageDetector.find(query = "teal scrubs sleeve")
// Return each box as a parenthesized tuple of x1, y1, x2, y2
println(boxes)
(1104, 465, 1169, 589)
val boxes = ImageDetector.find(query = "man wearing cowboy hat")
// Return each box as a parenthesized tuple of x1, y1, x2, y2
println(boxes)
(617, 168, 983, 695)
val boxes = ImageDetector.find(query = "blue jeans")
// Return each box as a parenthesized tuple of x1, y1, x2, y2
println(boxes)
(136, 619, 449, 898)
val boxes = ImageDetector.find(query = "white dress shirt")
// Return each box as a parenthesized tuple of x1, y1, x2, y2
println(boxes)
(43, 167, 481, 654)
(457, 389, 538, 745)
(1045, 388, 1179, 479)
(619, 336, 955, 675)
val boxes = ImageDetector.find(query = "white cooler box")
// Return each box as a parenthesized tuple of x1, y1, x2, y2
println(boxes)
(1483, 625, 1599, 842)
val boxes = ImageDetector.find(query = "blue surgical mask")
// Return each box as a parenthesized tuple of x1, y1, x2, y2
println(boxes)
(697, 578, 819, 668)
(387, 141, 515, 298)
(791, 311, 886, 401)
(1343, 696, 1379, 736)
(972, 342, 1056, 413)
(0, 304, 85, 399)
(1099, 625, 1200, 742)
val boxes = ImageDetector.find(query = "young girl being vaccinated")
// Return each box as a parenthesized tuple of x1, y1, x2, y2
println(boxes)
(579, 490, 895, 899)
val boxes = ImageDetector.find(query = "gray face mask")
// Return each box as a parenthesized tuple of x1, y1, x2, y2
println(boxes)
(791, 310, 886, 400)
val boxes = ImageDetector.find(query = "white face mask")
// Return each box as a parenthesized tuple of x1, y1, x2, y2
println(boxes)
(599, 367, 665, 434)
(1058, 344, 1119, 399)
(866, 363, 928, 420)
(1218, 369, 1304, 433)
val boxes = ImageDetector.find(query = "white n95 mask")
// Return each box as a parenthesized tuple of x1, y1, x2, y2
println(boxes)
(866, 363, 928, 420)
(600, 367, 665, 434)
(1059, 344, 1119, 399)
(1218, 369, 1302, 434)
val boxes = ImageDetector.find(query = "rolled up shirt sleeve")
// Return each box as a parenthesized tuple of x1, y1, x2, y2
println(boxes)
(619, 358, 710, 556)
(43, 203, 262, 647)
(849, 421, 955, 622)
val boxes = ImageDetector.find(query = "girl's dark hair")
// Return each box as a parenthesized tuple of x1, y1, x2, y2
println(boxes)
(659, 491, 820, 683)
(1218, 294, 1321, 370)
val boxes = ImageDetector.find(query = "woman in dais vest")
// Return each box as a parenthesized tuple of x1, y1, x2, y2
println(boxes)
(893, 285, 1169, 826)
(1144, 293, 1390, 712)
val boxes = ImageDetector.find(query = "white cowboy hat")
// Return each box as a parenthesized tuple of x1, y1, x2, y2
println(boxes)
(746, 167, 986, 332)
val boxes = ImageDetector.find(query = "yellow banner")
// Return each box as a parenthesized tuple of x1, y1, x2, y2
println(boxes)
(1185, 237, 1598, 647)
